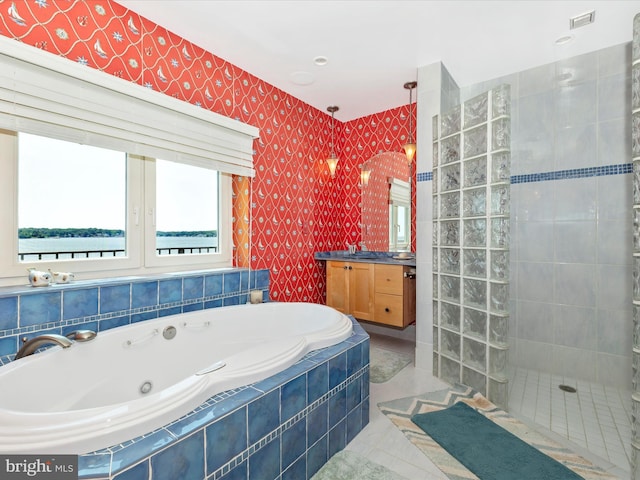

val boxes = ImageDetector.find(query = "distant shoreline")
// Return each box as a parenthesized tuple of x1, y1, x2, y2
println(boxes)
(18, 228, 217, 239)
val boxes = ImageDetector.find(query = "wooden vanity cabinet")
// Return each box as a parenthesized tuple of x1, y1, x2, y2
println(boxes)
(325, 260, 415, 328)
(373, 264, 416, 328)
(326, 261, 374, 320)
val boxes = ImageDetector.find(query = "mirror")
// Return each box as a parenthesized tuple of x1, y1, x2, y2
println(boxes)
(360, 152, 411, 252)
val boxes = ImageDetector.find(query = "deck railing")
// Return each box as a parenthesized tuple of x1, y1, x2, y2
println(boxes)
(18, 246, 217, 261)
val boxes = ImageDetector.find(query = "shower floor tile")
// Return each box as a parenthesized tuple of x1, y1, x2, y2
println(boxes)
(508, 366, 631, 477)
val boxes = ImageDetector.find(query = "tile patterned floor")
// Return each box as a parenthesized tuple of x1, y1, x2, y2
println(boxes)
(345, 332, 451, 479)
(508, 366, 631, 478)
(347, 332, 630, 479)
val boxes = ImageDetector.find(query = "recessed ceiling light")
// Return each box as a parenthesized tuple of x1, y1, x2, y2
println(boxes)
(313, 56, 328, 66)
(290, 71, 315, 86)
(554, 35, 574, 46)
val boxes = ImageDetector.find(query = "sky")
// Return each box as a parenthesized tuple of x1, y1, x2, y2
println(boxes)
(18, 133, 218, 231)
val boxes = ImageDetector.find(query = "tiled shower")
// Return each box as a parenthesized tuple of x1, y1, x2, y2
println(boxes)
(419, 35, 633, 477)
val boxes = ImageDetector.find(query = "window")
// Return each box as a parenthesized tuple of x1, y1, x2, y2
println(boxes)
(144, 159, 227, 267)
(0, 39, 256, 285)
(0, 131, 232, 285)
(17, 133, 127, 262)
(388, 178, 411, 251)
(155, 160, 219, 256)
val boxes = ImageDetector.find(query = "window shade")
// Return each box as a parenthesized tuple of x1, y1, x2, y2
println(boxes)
(389, 178, 410, 204)
(0, 37, 259, 176)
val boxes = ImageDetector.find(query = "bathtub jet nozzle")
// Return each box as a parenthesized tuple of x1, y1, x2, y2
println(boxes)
(163, 326, 177, 340)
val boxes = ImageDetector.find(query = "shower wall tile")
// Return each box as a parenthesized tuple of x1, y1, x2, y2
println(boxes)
(516, 300, 554, 344)
(516, 339, 554, 372)
(598, 264, 633, 310)
(599, 43, 632, 78)
(597, 308, 633, 356)
(598, 118, 632, 167)
(554, 263, 597, 307)
(598, 174, 632, 221)
(515, 182, 555, 222)
(515, 92, 554, 173)
(517, 262, 554, 303)
(553, 177, 597, 221)
(552, 304, 597, 350)
(597, 219, 632, 265)
(554, 124, 597, 170)
(597, 352, 632, 388)
(598, 72, 632, 122)
(554, 221, 596, 264)
(552, 345, 597, 382)
(518, 63, 554, 98)
(556, 50, 598, 84)
(555, 80, 597, 128)
(516, 222, 554, 263)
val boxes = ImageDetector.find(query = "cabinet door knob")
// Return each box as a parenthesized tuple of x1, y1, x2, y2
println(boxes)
(348, 266, 352, 270)
(343, 266, 348, 270)
(385, 307, 390, 313)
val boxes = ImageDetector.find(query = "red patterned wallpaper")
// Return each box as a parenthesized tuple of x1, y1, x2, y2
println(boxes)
(0, 0, 415, 303)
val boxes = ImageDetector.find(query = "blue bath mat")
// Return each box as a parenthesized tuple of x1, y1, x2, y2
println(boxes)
(411, 401, 584, 480)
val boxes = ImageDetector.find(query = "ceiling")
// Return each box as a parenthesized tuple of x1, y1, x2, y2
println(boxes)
(116, 1, 640, 122)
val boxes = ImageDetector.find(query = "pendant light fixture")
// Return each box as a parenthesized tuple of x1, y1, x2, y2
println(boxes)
(360, 165, 371, 186)
(326, 105, 339, 178)
(403, 81, 417, 164)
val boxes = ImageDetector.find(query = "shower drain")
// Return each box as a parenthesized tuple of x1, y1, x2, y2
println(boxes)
(558, 384, 577, 393)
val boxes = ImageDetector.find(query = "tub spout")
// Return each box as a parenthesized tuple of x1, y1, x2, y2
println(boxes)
(15, 334, 73, 360)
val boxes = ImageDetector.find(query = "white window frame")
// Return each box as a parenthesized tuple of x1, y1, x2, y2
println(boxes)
(0, 37, 256, 286)
(388, 178, 411, 252)
(0, 135, 233, 286)
(143, 157, 232, 268)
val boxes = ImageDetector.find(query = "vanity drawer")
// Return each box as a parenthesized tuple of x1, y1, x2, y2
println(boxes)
(374, 264, 403, 295)
(374, 293, 404, 327)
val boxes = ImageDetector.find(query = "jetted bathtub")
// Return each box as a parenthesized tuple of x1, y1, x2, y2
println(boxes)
(0, 302, 352, 454)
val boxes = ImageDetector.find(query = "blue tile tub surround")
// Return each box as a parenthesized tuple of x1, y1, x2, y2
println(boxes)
(0, 268, 270, 364)
(77, 318, 369, 480)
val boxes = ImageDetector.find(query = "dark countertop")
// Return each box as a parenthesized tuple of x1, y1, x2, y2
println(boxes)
(314, 251, 416, 267)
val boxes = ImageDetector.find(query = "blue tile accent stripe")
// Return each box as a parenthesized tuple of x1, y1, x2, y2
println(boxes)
(510, 163, 632, 184)
(417, 171, 432, 182)
(417, 163, 632, 184)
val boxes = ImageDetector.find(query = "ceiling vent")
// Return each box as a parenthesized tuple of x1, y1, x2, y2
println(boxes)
(569, 10, 595, 30)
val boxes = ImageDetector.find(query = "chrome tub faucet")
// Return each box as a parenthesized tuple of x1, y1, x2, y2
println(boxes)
(14, 334, 73, 360)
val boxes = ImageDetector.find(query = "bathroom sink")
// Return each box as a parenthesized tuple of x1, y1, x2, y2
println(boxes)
(346, 254, 378, 260)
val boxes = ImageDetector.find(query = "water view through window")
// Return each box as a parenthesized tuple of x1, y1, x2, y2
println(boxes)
(154, 159, 219, 256)
(17, 134, 219, 262)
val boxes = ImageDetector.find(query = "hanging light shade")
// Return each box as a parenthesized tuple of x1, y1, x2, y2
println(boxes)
(326, 105, 339, 177)
(403, 81, 417, 164)
(360, 166, 371, 186)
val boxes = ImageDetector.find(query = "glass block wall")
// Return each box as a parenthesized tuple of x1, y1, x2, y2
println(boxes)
(632, 12, 640, 480)
(432, 85, 511, 409)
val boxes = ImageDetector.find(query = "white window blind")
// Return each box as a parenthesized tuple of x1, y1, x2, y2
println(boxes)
(0, 37, 259, 176)
(389, 178, 410, 204)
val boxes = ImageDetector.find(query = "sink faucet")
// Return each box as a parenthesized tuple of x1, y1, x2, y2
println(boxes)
(14, 334, 73, 360)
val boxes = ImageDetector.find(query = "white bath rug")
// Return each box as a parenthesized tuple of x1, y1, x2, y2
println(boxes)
(369, 346, 413, 383)
(311, 450, 408, 480)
